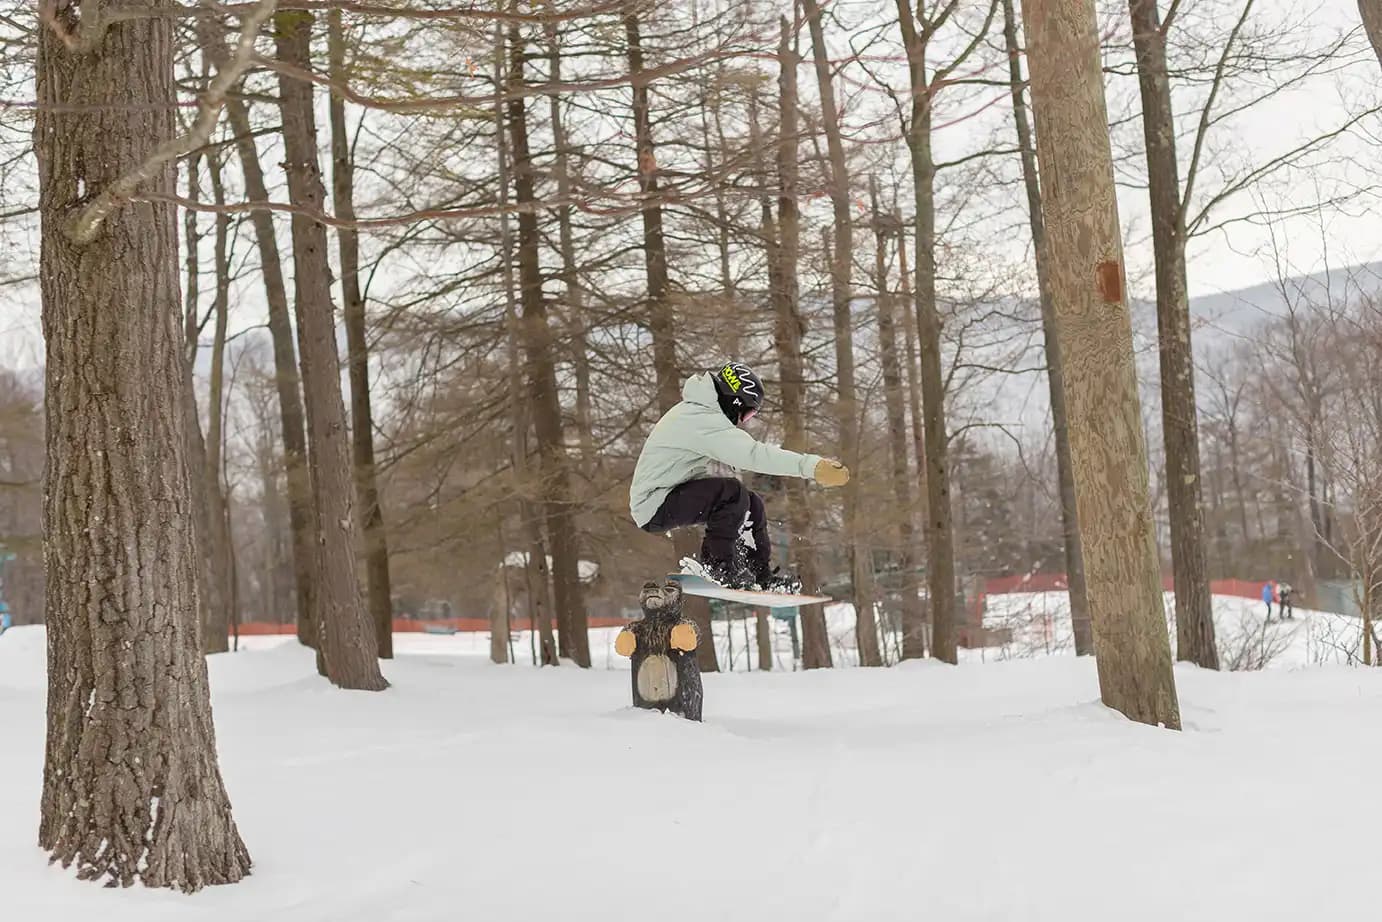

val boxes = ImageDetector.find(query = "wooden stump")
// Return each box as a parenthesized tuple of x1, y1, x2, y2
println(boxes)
(615, 581, 704, 722)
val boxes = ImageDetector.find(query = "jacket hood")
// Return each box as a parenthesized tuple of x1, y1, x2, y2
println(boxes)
(682, 372, 719, 408)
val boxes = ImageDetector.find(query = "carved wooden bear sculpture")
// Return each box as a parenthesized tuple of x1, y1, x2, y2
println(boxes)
(615, 580, 703, 721)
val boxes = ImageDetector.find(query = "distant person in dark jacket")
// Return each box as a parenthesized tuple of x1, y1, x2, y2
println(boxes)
(1262, 580, 1276, 621)
(1278, 583, 1294, 620)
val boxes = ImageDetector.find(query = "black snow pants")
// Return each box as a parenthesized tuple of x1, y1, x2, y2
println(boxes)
(642, 477, 770, 572)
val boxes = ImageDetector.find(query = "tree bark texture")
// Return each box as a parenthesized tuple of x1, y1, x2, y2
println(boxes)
(223, 90, 317, 649)
(802, 0, 882, 667)
(35, 3, 250, 888)
(275, 11, 387, 689)
(1128, 0, 1218, 669)
(894, 0, 958, 663)
(545, 24, 597, 474)
(870, 181, 926, 662)
(494, 24, 558, 667)
(1020, 0, 1181, 727)
(624, 7, 718, 671)
(508, 22, 591, 667)
(776, 17, 830, 668)
(328, 10, 393, 659)
(202, 154, 233, 655)
(1361, 0, 1382, 70)
(1001, 0, 1093, 656)
(179, 153, 231, 659)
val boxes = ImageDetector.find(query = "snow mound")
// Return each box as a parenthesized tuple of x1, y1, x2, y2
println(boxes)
(3, 624, 1381, 919)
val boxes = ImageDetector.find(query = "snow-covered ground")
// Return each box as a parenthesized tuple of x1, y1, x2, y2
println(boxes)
(3, 600, 1380, 921)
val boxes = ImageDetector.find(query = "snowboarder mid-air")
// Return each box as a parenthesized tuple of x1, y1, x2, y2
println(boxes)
(629, 362, 850, 593)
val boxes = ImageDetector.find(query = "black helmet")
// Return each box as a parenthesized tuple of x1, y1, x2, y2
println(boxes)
(712, 361, 764, 424)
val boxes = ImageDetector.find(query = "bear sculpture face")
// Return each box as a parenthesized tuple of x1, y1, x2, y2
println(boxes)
(639, 580, 683, 614)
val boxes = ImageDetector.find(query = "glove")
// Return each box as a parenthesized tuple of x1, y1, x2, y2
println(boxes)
(813, 459, 850, 487)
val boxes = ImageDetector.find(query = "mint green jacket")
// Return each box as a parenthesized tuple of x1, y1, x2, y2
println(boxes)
(629, 373, 823, 527)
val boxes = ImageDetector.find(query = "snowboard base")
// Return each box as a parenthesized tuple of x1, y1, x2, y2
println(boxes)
(666, 572, 830, 609)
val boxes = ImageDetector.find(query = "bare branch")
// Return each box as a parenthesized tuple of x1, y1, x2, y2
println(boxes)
(68, 0, 279, 245)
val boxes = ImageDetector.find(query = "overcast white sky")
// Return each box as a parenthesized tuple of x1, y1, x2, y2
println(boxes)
(1, 0, 1377, 372)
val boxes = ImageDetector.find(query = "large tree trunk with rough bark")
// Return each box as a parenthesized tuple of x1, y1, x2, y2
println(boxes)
(221, 72, 317, 650)
(623, 6, 718, 671)
(276, 11, 387, 689)
(328, 10, 393, 659)
(508, 22, 591, 667)
(803, 0, 881, 667)
(1128, 0, 1217, 669)
(35, 3, 251, 888)
(870, 180, 925, 662)
(1020, 0, 1181, 727)
(1001, 0, 1093, 656)
(894, 0, 958, 663)
(775, 17, 830, 668)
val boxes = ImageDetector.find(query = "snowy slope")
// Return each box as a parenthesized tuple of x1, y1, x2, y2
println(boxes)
(3, 623, 1381, 921)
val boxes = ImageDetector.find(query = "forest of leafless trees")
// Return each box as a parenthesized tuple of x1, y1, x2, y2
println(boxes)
(0, 0, 1379, 889)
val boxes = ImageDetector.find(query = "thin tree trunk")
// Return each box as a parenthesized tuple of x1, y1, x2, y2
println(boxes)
(895, 0, 959, 663)
(870, 179, 926, 661)
(498, 17, 558, 666)
(276, 10, 386, 689)
(180, 151, 227, 660)
(802, 0, 881, 667)
(1129, 0, 1218, 669)
(202, 153, 234, 654)
(896, 226, 929, 654)
(328, 10, 393, 659)
(544, 22, 597, 474)
(222, 80, 317, 650)
(1020, 0, 1181, 727)
(756, 609, 773, 670)
(775, 16, 830, 668)
(508, 20, 591, 667)
(623, 5, 718, 671)
(1001, 0, 1093, 655)
(35, 4, 250, 887)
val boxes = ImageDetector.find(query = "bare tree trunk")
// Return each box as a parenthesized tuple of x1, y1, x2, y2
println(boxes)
(200, 154, 234, 654)
(1001, 0, 1093, 655)
(328, 10, 393, 659)
(869, 180, 926, 661)
(180, 151, 230, 659)
(276, 10, 386, 689)
(222, 79, 317, 650)
(803, 0, 881, 667)
(755, 610, 773, 670)
(623, 5, 718, 671)
(544, 23, 597, 474)
(508, 20, 591, 667)
(1129, 0, 1218, 669)
(775, 16, 830, 668)
(35, 4, 250, 887)
(1021, 0, 1181, 727)
(1361, 0, 1382, 69)
(895, 0, 959, 663)
(497, 18, 558, 667)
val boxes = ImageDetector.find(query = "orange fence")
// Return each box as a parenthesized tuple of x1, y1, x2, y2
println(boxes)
(234, 615, 634, 637)
(980, 573, 1264, 600)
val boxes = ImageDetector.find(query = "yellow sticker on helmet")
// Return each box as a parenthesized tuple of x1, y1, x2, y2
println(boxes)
(721, 364, 742, 392)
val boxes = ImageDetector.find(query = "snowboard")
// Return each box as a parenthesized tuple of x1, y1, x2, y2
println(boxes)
(668, 560, 830, 609)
